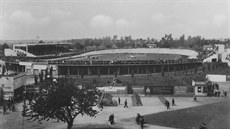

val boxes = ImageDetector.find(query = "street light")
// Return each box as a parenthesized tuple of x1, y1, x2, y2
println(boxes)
(22, 85, 27, 129)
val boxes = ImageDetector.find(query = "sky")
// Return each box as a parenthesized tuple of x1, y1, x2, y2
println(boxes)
(0, 0, 229, 40)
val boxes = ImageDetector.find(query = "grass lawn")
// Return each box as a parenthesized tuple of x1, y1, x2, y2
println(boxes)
(144, 98, 230, 129)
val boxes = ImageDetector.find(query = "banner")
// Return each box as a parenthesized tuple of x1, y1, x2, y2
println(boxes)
(145, 86, 174, 95)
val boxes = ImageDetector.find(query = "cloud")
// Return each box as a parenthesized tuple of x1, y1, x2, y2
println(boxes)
(115, 19, 137, 28)
(10, 10, 36, 24)
(9, 10, 50, 25)
(151, 13, 170, 24)
(90, 14, 114, 28)
(212, 14, 227, 27)
(49, 9, 73, 19)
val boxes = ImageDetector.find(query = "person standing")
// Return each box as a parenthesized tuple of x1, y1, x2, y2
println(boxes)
(135, 113, 141, 125)
(108, 114, 115, 125)
(118, 97, 121, 105)
(124, 99, 128, 108)
(139, 116, 145, 129)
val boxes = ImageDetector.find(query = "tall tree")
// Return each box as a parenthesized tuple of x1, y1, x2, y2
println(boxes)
(26, 78, 101, 129)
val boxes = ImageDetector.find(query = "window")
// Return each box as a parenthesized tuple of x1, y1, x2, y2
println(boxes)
(197, 87, 202, 93)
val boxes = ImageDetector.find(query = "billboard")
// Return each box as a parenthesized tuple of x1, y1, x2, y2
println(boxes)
(144, 86, 174, 95)
(174, 86, 187, 95)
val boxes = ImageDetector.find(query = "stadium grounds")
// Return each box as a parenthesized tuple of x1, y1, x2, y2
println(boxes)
(1, 94, 229, 129)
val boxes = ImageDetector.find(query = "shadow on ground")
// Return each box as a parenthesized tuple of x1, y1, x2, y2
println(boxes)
(72, 124, 122, 129)
(143, 98, 230, 129)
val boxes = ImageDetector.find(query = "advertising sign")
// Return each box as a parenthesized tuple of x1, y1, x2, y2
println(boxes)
(174, 86, 187, 95)
(145, 86, 174, 95)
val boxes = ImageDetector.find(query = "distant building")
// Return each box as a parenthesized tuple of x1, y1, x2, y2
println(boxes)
(4, 41, 71, 57)
(215, 44, 225, 54)
(203, 44, 213, 51)
(147, 44, 157, 48)
(113, 35, 118, 40)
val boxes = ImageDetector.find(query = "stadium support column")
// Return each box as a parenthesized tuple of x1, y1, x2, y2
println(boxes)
(167, 64, 170, 72)
(108, 67, 110, 75)
(67, 67, 70, 75)
(77, 67, 80, 76)
(17, 65, 19, 73)
(118, 67, 120, 75)
(97, 67, 100, 75)
(127, 67, 130, 75)
(87, 67, 90, 75)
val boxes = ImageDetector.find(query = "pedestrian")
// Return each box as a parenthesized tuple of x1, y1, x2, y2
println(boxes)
(124, 99, 128, 108)
(193, 95, 197, 102)
(3, 105, 6, 115)
(8, 98, 12, 111)
(100, 100, 104, 111)
(12, 105, 16, 112)
(224, 91, 227, 97)
(165, 100, 170, 109)
(135, 113, 141, 125)
(166, 100, 170, 109)
(108, 114, 115, 125)
(118, 97, 121, 105)
(172, 98, 176, 106)
(139, 116, 145, 129)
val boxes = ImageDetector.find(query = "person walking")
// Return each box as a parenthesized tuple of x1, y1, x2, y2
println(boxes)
(124, 99, 128, 108)
(193, 94, 197, 102)
(135, 113, 141, 125)
(108, 114, 115, 125)
(139, 116, 145, 129)
(3, 105, 6, 115)
(100, 100, 104, 111)
(118, 97, 121, 105)
(172, 98, 176, 106)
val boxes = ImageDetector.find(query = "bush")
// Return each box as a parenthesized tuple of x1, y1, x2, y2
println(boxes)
(102, 99, 118, 106)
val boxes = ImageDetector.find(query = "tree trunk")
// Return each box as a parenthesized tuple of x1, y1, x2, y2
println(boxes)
(67, 122, 73, 129)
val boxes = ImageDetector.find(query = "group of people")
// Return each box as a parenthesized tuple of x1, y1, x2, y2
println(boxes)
(3, 97, 16, 115)
(165, 98, 176, 110)
(136, 113, 145, 129)
(108, 113, 145, 129)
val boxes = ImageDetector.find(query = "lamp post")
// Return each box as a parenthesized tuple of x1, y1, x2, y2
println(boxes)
(22, 85, 26, 129)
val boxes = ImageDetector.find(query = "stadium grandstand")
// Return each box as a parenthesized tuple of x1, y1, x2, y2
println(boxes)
(4, 40, 73, 57)
(0, 46, 203, 77)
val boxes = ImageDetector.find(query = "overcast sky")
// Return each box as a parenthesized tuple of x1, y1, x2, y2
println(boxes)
(0, 0, 229, 40)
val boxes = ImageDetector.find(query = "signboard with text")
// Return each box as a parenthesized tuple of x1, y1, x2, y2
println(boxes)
(174, 86, 187, 95)
(145, 86, 174, 95)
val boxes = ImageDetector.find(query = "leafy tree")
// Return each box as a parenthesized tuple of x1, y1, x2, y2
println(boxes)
(26, 78, 101, 129)
(1, 43, 9, 50)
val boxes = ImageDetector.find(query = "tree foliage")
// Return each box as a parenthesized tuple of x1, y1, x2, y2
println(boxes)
(26, 78, 101, 129)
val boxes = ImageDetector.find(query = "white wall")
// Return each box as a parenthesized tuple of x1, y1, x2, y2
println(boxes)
(206, 74, 226, 82)
(4, 48, 17, 56)
(203, 53, 218, 62)
(0, 73, 26, 100)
